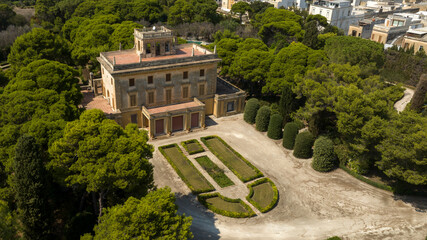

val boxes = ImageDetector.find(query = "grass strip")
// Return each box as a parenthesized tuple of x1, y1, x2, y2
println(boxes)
(201, 135, 263, 182)
(158, 144, 214, 194)
(195, 156, 234, 188)
(181, 139, 204, 155)
(339, 164, 393, 192)
(246, 178, 279, 213)
(198, 192, 255, 218)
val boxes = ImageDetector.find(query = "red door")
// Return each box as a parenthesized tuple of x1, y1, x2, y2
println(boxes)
(172, 116, 183, 132)
(155, 119, 164, 135)
(191, 112, 199, 128)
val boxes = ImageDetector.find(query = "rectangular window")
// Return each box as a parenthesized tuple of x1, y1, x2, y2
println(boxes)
(146, 43, 151, 53)
(129, 78, 135, 87)
(131, 114, 137, 124)
(378, 36, 382, 43)
(130, 95, 136, 107)
(200, 69, 205, 77)
(182, 86, 189, 98)
(102, 67, 104, 74)
(166, 89, 172, 104)
(165, 42, 169, 52)
(148, 92, 154, 104)
(148, 76, 153, 84)
(111, 78, 113, 85)
(166, 73, 171, 82)
(227, 101, 235, 112)
(183, 71, 188, 79)
(199, 84, 205, 96)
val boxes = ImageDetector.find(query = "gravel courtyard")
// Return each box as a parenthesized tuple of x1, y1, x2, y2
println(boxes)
(150, 114, 427, 240)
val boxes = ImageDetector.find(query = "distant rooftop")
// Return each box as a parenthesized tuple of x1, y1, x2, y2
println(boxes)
(134, 26, 173, 40)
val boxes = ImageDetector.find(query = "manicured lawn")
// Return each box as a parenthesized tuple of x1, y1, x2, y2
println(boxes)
(195, 156, 234, 188)
(246, 178, 278, 213)
(198, 193, 255, 218)
(159, 144, 214, 193)
(206, 197, 247, 213)
(201, 136, 263, 182)
(251, 183, 274, 209)
(181, 139, 204, 155)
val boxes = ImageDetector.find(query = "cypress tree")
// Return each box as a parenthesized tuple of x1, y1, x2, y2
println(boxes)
(255, 106, 271, 132)
(282, 122, 299, 150)
(267, 114, 283, 139)
(293, 131, 315, 159)
(244, 98, 260, 124)
(279, 85, 294, 123)
(312, 136, 338, 172)
(14, 135, 51, 240)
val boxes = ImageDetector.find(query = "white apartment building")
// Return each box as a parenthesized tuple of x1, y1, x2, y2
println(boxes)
(309, 0, 363, 33)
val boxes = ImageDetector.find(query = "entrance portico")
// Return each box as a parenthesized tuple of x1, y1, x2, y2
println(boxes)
(142, 99, 206, 138)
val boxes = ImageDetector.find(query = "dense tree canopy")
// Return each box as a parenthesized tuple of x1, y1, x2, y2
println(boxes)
(86, 188, 193, 240)
(49, 109, 154, 217)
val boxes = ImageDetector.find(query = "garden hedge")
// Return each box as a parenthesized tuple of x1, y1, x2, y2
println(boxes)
(282, 122, 299, 150)
(267, 114, 283, 140)
(246, 178, 279, 213)
(158, 144, 214, 194)
(181, 139, 204, 155)
(255, 106, 270, 132)
(293, 131, 315, 159)
(243, 98, 260, 124)
(198, 193, 255, 218)
(312, 136, 338, 172)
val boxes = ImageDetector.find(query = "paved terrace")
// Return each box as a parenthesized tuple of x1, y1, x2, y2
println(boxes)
(80, 89, 115, 114)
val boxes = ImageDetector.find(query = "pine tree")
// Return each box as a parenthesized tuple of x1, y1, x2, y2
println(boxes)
(14, 135, 52, 240)
(279, 85, 294, 123)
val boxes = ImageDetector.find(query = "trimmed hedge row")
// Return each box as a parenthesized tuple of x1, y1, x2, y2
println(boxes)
(293, 131, 314, 159)
(282, 122, 299, 150)
(181, 139, 205, 155)
(246, 178, 279, 213)
(255, 106, 271, 132)
(198, 193, 256, 218)
(339, 164, 393, 192)
(244, 98, 260, 124)
(267, 114, 283, 140)
(201, 135, 264, 182)
(158, 144, 214, 194)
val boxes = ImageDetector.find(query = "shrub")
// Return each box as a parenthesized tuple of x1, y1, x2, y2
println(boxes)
(293, 131, 315, 159)
(312, 136, 338, 172)
(255, 106, 270, 132)
(246, 178, 279, 213)
(282, 122, 299, 149)
(197, 193, 255, 218)
(267, 114, 283, 139)
(243, 98, 260, 124)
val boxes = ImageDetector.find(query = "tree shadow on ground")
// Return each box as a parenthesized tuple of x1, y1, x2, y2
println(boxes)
(205, 116, 218, 127)
(175, 193, 220, 239)
(392, 194, 427, 213)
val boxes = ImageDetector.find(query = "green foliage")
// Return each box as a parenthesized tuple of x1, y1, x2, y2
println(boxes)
(201, 136, 264, 182)
(231, 1, 250, 22)
(409, 74, 427, 112)
(376, 111, 427, 185)
(293, 131, 314, 159)
(264, 42, 327, 94)
(0, 4, 16, 30)
(195, 156, 234, 188)
(198, 193, 255, 218)
(167, 0, 219, 26)
(325, 237, 342, 240)
(258, 20, 304, 47)
(302, 20, 319, 49)
(0, 200, 17, 239)
(158, 144, 214, 194)
(248, 1, 273, 19)
(312, 136, 337, 172)
(244, 98, 260, 124)
(339, 164, 393, 192)
(267, 114, 283, 140)
(279, 84, 294, 123)
(8, 28, 71, 73)
(282, 122, 299, 150)
(246, 178, 278, 213)
(14, 135, 52, 239)
(181, 139, 204, 155)
(49, 109, 155, 212)
(325, 36, 385, 73)
(91, 188, 193, 239)
(253, 7, 302, 28)
(216, 37, 241, 74)
(255, 106, 270, 132)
